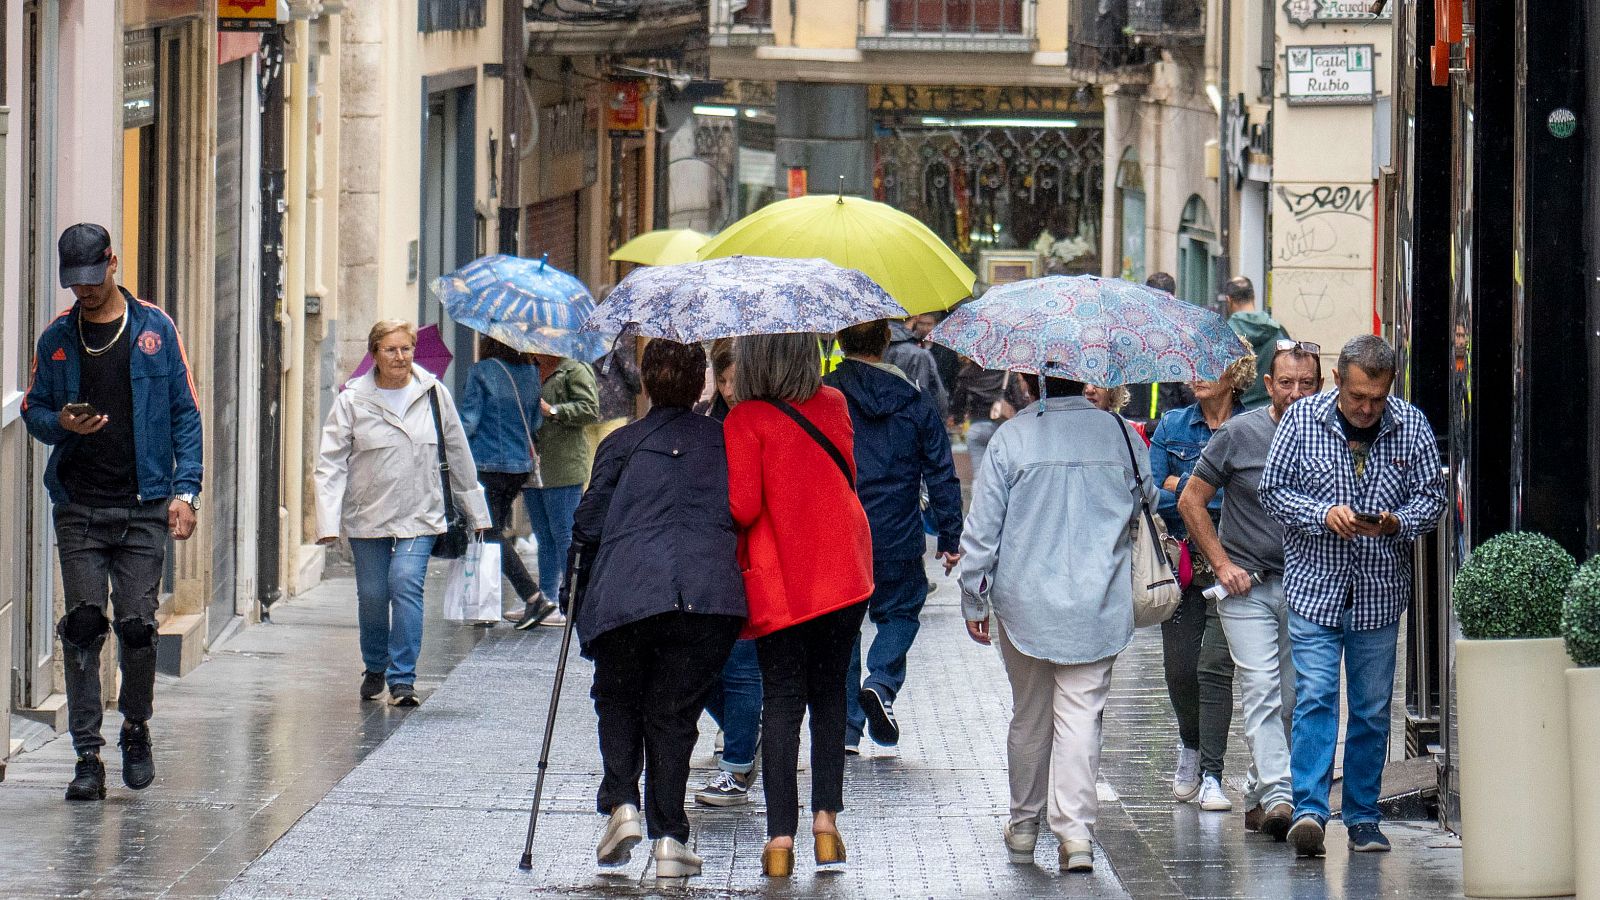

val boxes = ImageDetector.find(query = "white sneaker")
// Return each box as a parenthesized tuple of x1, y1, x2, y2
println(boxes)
(1198, 774, 1233, 811)
(597, 803, 643, 866)
(653, 836, 702, 881)
(1003, 820, 1039, 864)
(1172, 745, 1201, 802)
(539, 610, 569, 628)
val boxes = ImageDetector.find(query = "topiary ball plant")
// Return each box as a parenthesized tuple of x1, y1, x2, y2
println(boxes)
(1564, 557, 1600, 666)
(1452, 531, 1574, 639)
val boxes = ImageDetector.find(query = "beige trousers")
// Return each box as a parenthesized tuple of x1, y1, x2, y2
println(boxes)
(996, 623, 1117, 843)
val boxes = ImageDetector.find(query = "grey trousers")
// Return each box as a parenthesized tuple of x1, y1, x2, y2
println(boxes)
(54, 501, 168, 753)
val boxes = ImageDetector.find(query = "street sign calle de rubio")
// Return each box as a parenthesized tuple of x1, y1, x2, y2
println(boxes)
(1285, 45, 1376, 106)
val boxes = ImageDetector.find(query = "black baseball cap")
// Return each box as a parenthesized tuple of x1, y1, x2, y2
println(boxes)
(58, 223, 113, 288)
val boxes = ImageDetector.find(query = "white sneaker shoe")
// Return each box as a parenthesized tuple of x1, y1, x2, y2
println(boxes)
(539, 610, 569, 628)
(1198, 774, 1233, 811)
(597, 803, 643, 866)
(1172, 745, 1201, 802)
(1003, 819, 1039, 864)
(653, 836, 702, 881)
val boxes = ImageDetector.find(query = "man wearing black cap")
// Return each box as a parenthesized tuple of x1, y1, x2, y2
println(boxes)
(22, 223, 203, 801)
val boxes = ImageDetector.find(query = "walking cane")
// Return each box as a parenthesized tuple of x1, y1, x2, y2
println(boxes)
(518, 544, 586, 870)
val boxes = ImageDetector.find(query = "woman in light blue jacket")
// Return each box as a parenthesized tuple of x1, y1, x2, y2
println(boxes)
(959, 374, 1155, 876)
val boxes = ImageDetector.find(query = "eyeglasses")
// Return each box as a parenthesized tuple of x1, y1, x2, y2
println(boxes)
(1275, 339, 1321, 355)
(378, 346, 415, 357)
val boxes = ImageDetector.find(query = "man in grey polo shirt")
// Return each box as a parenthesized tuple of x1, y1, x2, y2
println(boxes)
(1177, 340, 1323, 840)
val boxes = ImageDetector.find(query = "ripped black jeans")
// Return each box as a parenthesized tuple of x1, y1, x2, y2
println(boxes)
(53, 501, 168, 754)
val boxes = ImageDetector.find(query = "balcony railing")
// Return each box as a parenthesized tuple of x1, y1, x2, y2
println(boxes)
(419, 0, 486, 33)
(710, 0, 774, 46)
(1067, 0, 1150, 70)
(1125, 0, 1204, 43)
(858, 0, 1038, 52)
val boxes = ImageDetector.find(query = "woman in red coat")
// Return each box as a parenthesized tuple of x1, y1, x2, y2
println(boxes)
(723, 332, 874, 878)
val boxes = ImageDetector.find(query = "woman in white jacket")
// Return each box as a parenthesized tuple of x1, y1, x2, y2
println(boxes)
(315, 320, 491, 707)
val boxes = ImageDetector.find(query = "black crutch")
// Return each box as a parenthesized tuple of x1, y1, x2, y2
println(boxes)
(518, 545, 587, 870)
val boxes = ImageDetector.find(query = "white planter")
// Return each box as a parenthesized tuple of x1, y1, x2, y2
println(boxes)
(1569, 667, 1600, 900)
(1457, 637, 1574, 898)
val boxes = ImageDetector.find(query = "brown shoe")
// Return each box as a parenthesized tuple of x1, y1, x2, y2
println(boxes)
(1262, 802, 1294, 841)
(1243, 804, 1265, 832)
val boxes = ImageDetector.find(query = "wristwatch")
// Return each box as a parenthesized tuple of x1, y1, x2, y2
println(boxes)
(175, 493, 200, 512)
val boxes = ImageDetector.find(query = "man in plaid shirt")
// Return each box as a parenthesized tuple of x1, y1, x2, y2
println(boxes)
(1258, 335, 1445, 858)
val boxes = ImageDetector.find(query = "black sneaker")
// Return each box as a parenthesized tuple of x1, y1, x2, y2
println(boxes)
(859, 685, 900, 746)
(64, 752, 106, 802)
(1288, 815, 1326, 858)
(1346, 823, 1391, 852)
(389, 683, 420, 707)
(119, 720, 155, 790)
(513, 596, 558, 631)
(360, 670, 385, 701)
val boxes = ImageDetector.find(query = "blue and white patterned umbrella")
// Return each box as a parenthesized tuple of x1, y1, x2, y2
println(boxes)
(930, 275, 1248, 386)
(584, 255, 908, 342)
(432, 254, 606, 361)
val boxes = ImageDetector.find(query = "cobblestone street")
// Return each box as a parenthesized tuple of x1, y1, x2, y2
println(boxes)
(1, 554, 1466, 898)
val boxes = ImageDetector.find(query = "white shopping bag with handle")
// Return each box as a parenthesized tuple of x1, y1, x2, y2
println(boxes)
(444, 540, 503, 624)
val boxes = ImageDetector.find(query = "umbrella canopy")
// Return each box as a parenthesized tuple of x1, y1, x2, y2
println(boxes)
(584, 255, 908, 343)
(433, 254, 606, 361)
(345, 323, 453, 387)
(696, 194, 975, 316)
(610, 229, 710, 267)
(929, 275, 1248, 386)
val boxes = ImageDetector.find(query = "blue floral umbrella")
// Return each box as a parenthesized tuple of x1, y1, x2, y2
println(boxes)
(929, 275, 1248, 386)
(432, 254, 606, 361)
(584, 255, 908, 342)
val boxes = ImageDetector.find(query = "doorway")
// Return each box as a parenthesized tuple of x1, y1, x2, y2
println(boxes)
(1177, 194, 1218, 308)
(419, 76, 477, 396)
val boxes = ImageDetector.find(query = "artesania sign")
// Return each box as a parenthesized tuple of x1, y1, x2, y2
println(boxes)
(1285, 45, 1376, 106)
(1283, 0, 1391, 26)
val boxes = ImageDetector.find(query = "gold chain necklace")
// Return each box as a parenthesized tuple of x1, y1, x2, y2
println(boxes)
(79, 307, 128, 356)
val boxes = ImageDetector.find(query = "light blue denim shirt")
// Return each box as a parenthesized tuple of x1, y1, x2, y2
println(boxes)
(959, 396, 1158, 665)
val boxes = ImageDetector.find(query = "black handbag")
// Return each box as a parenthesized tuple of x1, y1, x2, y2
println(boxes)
(427, 386, 471, 560)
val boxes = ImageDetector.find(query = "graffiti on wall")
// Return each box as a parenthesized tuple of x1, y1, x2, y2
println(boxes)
(1272, 183, 1373, 269)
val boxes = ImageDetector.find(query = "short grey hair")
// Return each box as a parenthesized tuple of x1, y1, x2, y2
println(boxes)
(733, 332, 823, 403)
(1337, 334, 1397, 379)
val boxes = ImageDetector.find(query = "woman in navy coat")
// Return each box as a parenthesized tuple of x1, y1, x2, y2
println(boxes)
(569, 338, 746, 884)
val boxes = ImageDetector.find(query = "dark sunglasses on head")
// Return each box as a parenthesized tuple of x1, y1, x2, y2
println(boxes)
(1275, 339, 1321, 355)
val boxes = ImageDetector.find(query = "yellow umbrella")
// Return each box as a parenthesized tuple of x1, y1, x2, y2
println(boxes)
(696, 194, 975, 315)
(610, 229, 711, 267)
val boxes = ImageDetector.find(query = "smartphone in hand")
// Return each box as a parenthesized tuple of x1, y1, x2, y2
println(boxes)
(62, 402, 100, 418)
(1353, 511, 1382, 525)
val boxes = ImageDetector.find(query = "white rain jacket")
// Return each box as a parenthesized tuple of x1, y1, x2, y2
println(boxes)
(315, 365, 491, 541)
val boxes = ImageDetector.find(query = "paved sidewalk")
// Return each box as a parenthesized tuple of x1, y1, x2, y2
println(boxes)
(221, 555, 1467, 899)
(0, 563, 484, 900)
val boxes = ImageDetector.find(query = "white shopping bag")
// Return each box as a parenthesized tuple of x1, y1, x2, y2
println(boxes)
(444, 540, 503, 624)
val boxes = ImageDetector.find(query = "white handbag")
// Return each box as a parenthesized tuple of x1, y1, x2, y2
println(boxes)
(1110, 412, 1182, 627)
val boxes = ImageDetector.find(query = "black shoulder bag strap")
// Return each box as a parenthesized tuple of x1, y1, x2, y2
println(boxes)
(427, 387, 460, 525)
(762, 398, 855, 491)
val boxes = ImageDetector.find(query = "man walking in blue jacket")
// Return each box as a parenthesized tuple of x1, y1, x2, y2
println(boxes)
(23, 224, 204, 801)
(825, 319, 962, 752)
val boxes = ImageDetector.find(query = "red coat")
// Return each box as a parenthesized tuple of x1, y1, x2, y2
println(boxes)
(724, 387, 874, 639)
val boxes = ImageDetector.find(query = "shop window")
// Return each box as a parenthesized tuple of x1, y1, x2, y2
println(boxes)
(1115, 148, 1145, 282)
(1177, 194, 1218, 307)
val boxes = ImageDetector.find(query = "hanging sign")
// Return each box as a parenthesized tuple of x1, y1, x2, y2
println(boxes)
(219, 0, 278, 31)
(1285, 45, 1376, 106)
(1283, 0, 1391, 26)
(786, 167, 808, 198)
(605, 81, 650, 135)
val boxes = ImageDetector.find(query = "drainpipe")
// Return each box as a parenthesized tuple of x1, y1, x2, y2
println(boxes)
(281, 19, 311, 593)
(499, 0, 524, 253)
(1217, 0, 1233, 289)
(257, 27, 286, 613)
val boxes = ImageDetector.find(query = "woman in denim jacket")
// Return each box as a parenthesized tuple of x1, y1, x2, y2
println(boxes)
(1148, 355, 1255, 814)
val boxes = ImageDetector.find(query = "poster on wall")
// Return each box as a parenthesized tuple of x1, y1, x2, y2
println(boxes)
(1285, 45, 1376, 106)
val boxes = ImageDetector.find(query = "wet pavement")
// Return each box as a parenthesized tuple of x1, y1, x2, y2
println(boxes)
(1, 551, 1468, 898)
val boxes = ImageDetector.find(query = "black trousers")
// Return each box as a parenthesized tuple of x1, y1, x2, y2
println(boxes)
(479, 471, 540, 603)
(756, 601, 869, 839)
(590, 610, 742, 842)
(1160, 586, 1236, 778)
(54, 501, 168, 754)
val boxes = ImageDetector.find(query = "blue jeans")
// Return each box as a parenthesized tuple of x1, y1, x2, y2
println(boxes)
(967, 419, 999, 473)
(845, 556, 928, 745)
(1288, 607, 1400, 825)
(522, 484, 583, 602)
(350, 535, 437, 687)
(703, 639, 763, 774)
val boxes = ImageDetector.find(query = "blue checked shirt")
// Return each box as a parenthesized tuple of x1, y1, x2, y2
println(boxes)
(1258, 390, 1445, 630)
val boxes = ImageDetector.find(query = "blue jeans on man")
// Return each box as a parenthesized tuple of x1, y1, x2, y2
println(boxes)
(845, 556, 928, 746)
(1288, 607, 1400, 826)
(350, 535, 437, 688)
(522, 484, 583, 602)
(703, 639, 763, 774)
